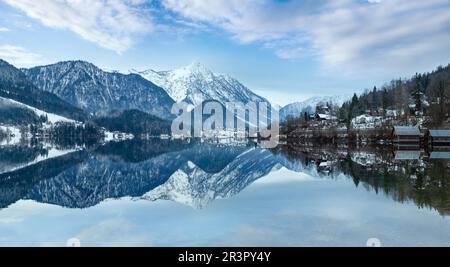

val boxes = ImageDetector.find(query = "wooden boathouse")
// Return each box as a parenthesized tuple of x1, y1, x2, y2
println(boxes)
(427, 129, 450, 148)
(392, 126, 421, 147)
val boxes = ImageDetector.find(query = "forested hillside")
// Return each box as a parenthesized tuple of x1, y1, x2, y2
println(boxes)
(339, 63, 450, 126)
(92, 109, 171, 135)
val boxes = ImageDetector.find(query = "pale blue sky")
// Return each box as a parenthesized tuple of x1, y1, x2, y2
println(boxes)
(1, 0, 450, 105)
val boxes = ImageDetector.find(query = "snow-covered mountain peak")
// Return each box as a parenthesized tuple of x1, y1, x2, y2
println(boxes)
(133, 63, 268, 106)
(183, 62, 212, 76)
(141, 160, 211, 209)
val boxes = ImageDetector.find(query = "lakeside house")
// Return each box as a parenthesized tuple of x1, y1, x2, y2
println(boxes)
(314, 103, 338, 122)
(392, 126, 421, 147)
(427, 129, 450, 147)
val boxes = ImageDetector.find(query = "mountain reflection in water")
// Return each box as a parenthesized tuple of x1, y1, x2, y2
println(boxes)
(0, 139, 449, 246)
(0, 140, 449, 214)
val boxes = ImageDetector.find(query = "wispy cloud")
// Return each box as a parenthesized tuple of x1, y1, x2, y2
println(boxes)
(162, 0, 450, 73)
(0, 45, 43, 67)
(3, 0, 154, 54)
(0, 27, 10, 32)
(4, 0, 450, 75)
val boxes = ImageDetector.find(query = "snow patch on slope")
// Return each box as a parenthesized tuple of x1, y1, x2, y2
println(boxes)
(0, 96, 78, 124)
(0, 147, 82, 174)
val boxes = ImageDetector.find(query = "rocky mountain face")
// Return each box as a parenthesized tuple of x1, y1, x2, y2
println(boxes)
(133, 62, 268, 106)
(23, 61, 175, 120)
(0, 59, 87, 122)
(16, 60, 272, 123)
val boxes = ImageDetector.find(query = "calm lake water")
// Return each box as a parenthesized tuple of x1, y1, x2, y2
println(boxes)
(0, 139, 449, 247)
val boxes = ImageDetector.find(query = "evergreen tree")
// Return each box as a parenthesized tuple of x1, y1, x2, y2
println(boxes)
(412, 73, 423, 113)
(382, 88, 389, 117)
(346, 93, 360, 128)
(438, 80, 446, 114)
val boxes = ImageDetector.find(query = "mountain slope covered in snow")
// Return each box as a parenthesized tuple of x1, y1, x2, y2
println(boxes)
(133, 62, 268, 106)
(0, 96, 77, 125)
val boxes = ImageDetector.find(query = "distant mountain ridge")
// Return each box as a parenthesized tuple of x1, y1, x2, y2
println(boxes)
(23, 61, 175, 120)
(133, 62, 269, 106)
(2, 58, 351, 130)
(280, 95, 351, 121)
